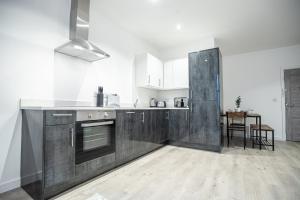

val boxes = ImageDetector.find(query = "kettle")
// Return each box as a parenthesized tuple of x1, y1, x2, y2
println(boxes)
(150, 98, 157, 107)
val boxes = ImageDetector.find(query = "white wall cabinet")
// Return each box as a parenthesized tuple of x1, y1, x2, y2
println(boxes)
(135, 53, 163, 89)
(163, 61, 174, 89)
(163, 58, 189, 89)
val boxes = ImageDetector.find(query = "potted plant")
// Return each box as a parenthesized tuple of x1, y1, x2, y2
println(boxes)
(235, 96, 242, 112)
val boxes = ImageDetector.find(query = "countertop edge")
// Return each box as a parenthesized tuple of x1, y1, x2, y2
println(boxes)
(20, 107, 189, 111)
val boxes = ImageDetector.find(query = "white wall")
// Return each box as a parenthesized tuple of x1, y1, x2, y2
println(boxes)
(222, 45, 300, 140)
(0, 0, 159, 192)
(159, 36, 215, 61)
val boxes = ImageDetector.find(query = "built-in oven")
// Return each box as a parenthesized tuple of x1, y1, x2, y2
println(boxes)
(75, 110, 116, 164)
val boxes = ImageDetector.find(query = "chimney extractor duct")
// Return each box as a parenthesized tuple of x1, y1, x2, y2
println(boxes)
(55, 0, 110, 62)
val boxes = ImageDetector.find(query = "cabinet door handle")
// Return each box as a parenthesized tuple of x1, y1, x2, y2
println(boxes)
(126, 112, 135, 114)
(148, 75, 150, 84)
(190, 90, 193, 99)
(166, 111, 169, 120)
(185, 111, 188, 121)
(52, 113, 73, 117)
(69, 128, 74, 147)
(141, 112, 145, 123)
(190, 103, 193, 113)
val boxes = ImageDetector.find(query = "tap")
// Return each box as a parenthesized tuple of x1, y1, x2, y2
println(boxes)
(134, 98, 139, 108)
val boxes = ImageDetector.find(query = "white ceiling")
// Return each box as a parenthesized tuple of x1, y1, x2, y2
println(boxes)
(92, 0, 300, 55)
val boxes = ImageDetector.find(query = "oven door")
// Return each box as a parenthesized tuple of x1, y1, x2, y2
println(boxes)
(75, 119, 115, 164)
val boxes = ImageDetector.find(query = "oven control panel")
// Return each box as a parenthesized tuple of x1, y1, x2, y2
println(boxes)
(76, 110, 116, 121)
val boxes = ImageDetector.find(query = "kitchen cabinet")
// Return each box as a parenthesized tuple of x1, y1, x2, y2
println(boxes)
(169, 110, 189, 143)
(157, 110, 169, 143)
(115, 111, 135, 163)
(135, 53, 163, 89)
(163, 58, 189, 89)
(116, 110, 149, 163)
(21, 110, 76, 200)
(163, 61, 173, 89)
(115, 109, 169, 164)
(44, 124, 75, 188)
(189, 48, 222, 151)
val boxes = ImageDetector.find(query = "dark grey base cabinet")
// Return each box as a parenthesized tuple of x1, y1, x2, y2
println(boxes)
(115, 110, 169, 165)
(21, 110, 77, 200)
(21, 109, 171, 200)
(169, 109, 189, 143)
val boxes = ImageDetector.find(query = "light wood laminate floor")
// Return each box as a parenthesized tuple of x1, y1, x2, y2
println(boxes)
(1, 140, 300, 200)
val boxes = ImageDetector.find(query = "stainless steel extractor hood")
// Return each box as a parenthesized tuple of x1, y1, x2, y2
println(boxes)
(55, 0, 110, 62)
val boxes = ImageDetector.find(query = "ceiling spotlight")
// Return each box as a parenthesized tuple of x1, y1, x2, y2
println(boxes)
(176, 24, 182, 30)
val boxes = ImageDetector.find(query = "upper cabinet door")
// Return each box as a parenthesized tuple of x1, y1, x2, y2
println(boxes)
(173, 58, 189, 89)
(135, 53, 163, 89)
(164, 61, 174, 89)
(163, 58, 189, 90)
(148, 54, 163, 88)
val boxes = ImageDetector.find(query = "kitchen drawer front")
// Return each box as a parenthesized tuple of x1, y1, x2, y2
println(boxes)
(75, 153, 116, 176)
(45, 111, 76, 126)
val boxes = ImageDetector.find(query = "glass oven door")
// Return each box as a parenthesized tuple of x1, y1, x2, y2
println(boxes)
(76, 120, 115, 164)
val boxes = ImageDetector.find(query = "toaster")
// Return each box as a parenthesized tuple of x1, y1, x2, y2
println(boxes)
(157, 101, 166, 108)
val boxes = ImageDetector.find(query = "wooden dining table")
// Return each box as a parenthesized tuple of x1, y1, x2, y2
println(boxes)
(221, 112, 263, 149)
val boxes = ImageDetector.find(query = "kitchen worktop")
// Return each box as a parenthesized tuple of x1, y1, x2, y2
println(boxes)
(20, 106, 189, 111)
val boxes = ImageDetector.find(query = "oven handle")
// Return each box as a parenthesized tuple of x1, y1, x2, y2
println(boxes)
(81, 121, 114, 127)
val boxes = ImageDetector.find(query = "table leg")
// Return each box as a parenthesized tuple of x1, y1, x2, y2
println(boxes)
(259, 116, 262, 150)
(272, 130, 275, 151)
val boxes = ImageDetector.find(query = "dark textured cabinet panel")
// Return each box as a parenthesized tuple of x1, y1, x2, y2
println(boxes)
(189, 100, 220, 146)
(189, 49, 219, 102)
(169, 110, 189, 142)
(75, 153, 115, 175)
(161, 110, 170, 143)
(116, 110, 145, 163)
(189, 48, 222, 150)
(115, 110, 167, 164)
(116, 111, 132, 163)
(21, 110, 44, 200)
(45, 111, 75, 126)
(44, 123, 75, 188)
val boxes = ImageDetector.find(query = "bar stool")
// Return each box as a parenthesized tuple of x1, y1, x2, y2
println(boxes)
(250, 124, 274, 151)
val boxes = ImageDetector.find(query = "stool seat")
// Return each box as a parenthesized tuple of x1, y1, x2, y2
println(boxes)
(250, 124, 274, 151)
(250, 124, 274, 131)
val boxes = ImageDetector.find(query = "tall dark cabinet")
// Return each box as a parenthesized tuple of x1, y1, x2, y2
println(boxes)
(189, 48, 223, 151)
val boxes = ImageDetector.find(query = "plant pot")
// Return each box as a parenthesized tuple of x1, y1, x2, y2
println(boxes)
(235, 107, 241, 112)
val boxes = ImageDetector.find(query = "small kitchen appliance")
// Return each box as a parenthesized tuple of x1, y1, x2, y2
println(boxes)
(174, 97, 189, 108)
(150, 98, 157, 107)
(157, 101, 166, 108)
(104, 94, 120, 107)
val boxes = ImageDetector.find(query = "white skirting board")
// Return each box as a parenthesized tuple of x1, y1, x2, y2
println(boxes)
(0, 177, 20, 193)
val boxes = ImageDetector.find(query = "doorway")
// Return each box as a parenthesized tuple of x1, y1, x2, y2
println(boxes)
(284, 68, 300, 141)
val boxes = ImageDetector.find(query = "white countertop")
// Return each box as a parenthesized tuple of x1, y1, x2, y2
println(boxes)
(20, 106, 189, 111)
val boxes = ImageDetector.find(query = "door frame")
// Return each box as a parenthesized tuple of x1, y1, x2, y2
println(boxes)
(280, 65, 300, 141)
